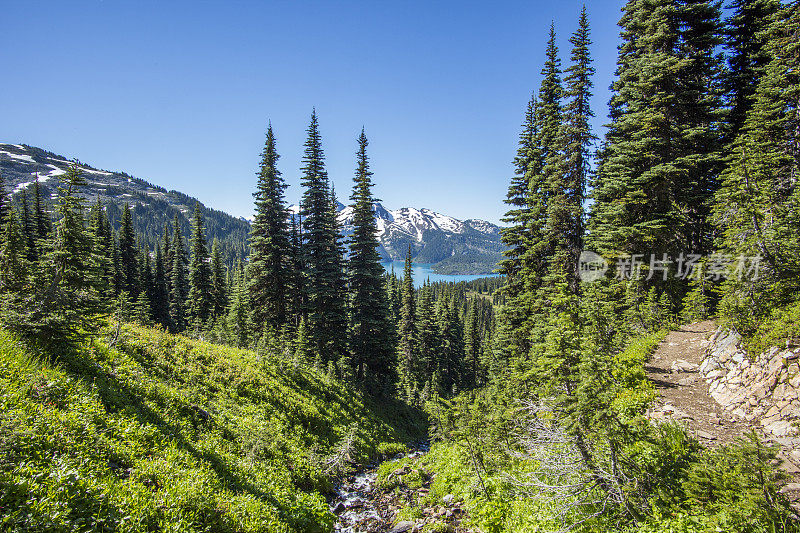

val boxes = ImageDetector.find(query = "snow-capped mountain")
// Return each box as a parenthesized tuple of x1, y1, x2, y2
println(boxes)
(291, 202, 505, 273)
(1, 142, 504, 274)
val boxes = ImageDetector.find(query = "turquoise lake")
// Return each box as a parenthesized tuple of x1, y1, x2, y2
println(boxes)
(380, 261, 499, 288)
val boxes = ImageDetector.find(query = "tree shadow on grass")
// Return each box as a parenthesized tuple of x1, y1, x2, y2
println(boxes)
(34, 338, 309, 528)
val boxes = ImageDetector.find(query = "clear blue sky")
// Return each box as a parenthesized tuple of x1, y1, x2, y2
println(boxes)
(1, 0, 626, 225)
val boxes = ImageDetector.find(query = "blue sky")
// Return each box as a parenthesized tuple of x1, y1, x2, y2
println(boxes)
(1, 0, 626, 224)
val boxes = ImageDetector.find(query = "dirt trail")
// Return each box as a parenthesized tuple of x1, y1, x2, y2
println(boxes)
(646, 321, 800, 507)
(646, 320, 755, 444)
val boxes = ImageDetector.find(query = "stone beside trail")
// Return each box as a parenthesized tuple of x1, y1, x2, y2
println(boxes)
(646, 320, 800, 506)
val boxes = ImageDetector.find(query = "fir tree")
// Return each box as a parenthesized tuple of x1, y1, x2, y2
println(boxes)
(0, 172, 6, 244)
(226, 260, 251, 348)
(169, 214, 189, 332)
(210, 238, 228, 318)
(590, 0, 724, 295)
(187, 203, 212, 329)
(416, 283, 437, 386)
(295, 317, 313, 364)
(347, 129, 395, 393)
(19, 190, 35, 262)
(90, 198, 114, 298)
(0, 208, 29, 294)
(248, 123, 292, 331)
(12, 163, 104, 342)
(33, 176, 50, 243)
(325, 184, 349, 361)
(435, 293, 464, 396)
(397, 245, 417, 398)
(288, 215, 305, 328)
(550, 7, 594, 291)
(714, 2, 800, 333)
(724, 0, 782, 140)
(138, 245, 154, 322)
(299, 109, 347, 362)
(119, 203, 139, 297)
(153, 241, 170, 327)
(463, 297, 481, 390)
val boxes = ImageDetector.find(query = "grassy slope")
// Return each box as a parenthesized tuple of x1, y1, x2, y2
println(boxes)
(0, 323, 425, 533)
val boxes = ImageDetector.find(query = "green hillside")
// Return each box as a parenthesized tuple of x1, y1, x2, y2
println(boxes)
(0, 323, 425, 533)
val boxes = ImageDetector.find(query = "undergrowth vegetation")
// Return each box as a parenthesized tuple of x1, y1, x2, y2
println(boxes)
(380, 330, 799, 533)
(0, 323, 425, 532)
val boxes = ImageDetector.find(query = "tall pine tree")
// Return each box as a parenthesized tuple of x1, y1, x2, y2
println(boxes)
(347, 129, 395, 393)
(299, 110, 347, 363)
(248, 123, 292, 331)
(188, 203, 212, 329)
(169, 214, 189, 332)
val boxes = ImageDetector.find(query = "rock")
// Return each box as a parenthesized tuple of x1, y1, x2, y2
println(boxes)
(781, 483, 800, 493)
(332, 502, 346, 515)
(442, 494, 454, 505)
(678, 377, 696, 386)
(671, 359, 699, 373)
(672, 408, 693, 420)
(765, 420, 796, 438)
(696, 430, 716, 440)
(389, 521, 415, 533)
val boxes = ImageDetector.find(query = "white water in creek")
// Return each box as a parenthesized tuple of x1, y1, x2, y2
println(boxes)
(331, 448, 428, 532)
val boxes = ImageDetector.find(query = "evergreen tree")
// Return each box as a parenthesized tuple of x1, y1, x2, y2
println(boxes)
(210, 239, 228, 318)
(153, 241, 170, 327)
(169, 214, 189, 332)
(226, 260, 251, 348)
(0, 208, 29, 295)
(162, 220, 173, 283)
(714, 2, 800, 333)
(89, 198, 114, 298)
(10, 164, 104, 342)
(435, 293, 464, 396)
(397, 245, 417, 398)
(299, 110, 347, 362)
(463, 297, 481, 390)
(724, 0, 782, 140)
(550, 7, 594, 291)
(325, 184, 348, 361)
(590, 0, 724, 296)
(187, 203, 212, 329)
(119, 203, 139, 297)
(248, 124, 292, 331)
(138, 245, 154, 321)
(347, 129, 395, 393)
(33, 176, 50, 244)
(111, 234, 122, 296)
(288, 215, 305, 328)
(19, 191, 35, 262)
(295, 317, 313, 364)
(0, 172, 6, 244)
(416, 283, 438, 388)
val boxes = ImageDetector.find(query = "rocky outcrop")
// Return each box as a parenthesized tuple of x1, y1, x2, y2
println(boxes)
(701, 328, 800, 461)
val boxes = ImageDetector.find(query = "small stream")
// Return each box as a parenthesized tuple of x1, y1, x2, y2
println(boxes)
(331, 447, 428, 533)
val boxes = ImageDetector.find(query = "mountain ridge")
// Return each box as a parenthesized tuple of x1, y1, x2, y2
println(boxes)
(1, 143, 504, 274)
